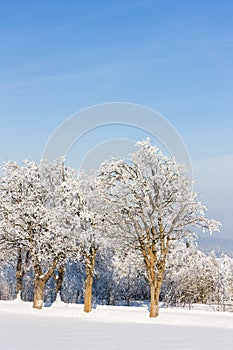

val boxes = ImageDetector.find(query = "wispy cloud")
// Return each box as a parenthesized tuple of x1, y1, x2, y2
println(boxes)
(4, 59, 140, 89)
(3, 52, 195, 90)
(55, 1, 151, 32)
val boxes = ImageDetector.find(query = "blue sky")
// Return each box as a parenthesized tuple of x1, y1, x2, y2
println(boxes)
(0, 0, 232, 239)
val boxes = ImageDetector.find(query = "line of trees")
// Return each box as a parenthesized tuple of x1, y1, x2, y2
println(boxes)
(1, 242, 232, 311)
(0, 139, 221, 317)
(162, 243, 233, 310)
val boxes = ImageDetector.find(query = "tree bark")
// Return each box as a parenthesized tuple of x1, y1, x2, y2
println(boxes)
(84, 268, 93, 312)
(149, 280, 162, 317)
(16, 249, 30, 298)
(33, 276, 46, 309)
(54, 264, 65, 297)
(33, 258, 58, 309)
(16, 248, 23, 297)
(149, 283, 158, 317)
(84, 248, 96, 313)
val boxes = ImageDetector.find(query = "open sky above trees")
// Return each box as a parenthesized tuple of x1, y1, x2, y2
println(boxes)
(0, 0, 232, 239)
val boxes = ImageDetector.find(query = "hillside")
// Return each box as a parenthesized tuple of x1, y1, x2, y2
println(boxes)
(197, 235, 233, 257)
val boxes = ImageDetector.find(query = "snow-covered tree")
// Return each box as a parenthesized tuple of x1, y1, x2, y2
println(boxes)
(0, 241, 17, 300)
(110, 249, 148, 306)
(75, 173, 112, 313)
(0, 159, 81, 309)
(163, 243, 218, 307)
(214, 254, 233, 311)
(96, 139, 221, 317)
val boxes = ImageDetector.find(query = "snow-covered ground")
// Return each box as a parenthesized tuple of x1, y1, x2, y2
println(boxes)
(0, 299, 232, 350)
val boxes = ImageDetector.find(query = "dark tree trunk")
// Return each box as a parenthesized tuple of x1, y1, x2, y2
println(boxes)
(54, 264, 65, 296)
(16, 249, 30, 298)
(16, 248, 23, 297)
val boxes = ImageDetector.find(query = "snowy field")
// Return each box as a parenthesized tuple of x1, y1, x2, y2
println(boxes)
(0, 299, 232, 350)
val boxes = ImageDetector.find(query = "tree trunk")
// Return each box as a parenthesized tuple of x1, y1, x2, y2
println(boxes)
(84, 248, 96, 313)
(16, 248, 23, 297)
(16, 249, 30, 298)
(33, 276, 46, 309)
(54, 265, 65, 299)
(149, 283, 158, 317)
(84, 268, 93, 312)
(33, 258, 58, 309)
(149, 280, 163, 318)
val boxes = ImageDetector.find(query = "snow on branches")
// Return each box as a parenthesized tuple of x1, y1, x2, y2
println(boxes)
(0, 139, 221, 316)
(0, 158, 84, 308)
(96, 138, 221, 317)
